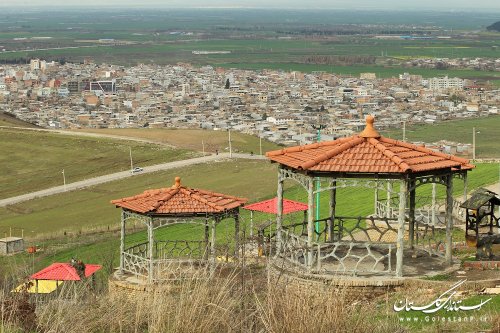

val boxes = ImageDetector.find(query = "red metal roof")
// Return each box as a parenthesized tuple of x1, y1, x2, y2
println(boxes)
(266, 116, 474, 174)
(31, 263, 101, 281)
(111, 177, 248, 215)
(243, 197, 308, 214)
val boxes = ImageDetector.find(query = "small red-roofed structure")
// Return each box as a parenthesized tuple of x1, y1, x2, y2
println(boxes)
(31, 263, 101, 281)
(243, 198, 308, 240)
(30, 262, 101, 294)
(265, 115, 474, 278)
(111, 177, 247, 282)
(244, 198, 308, 215)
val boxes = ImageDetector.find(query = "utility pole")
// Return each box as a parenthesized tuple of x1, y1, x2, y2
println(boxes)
(312, 115, 326, 234)
(472, 127, 476, 160)
(62, 169, 66, 192)
(202, 140, 205, 156)
(402, 121, 406, 142)
(228, 129, 232, 158)
(129, 146, 133, 171)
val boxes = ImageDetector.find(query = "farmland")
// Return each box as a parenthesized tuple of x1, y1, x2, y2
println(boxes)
(0, 9, 499, 76)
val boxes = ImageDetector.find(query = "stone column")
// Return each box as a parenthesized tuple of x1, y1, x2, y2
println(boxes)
(396, 179, 408, 277)
(307, 177, 315, 268)
(276, 168, 284, 252)
(210, 218, 217, 266)
(328, 179, 337, 241)
(234, 212, 240, 258)
(408, 180, 416, 249)
(386, 181, 392, 218)
(445, 175, 454, 265)
(120, 210, 125, 274)
(148, 217, 154, 283)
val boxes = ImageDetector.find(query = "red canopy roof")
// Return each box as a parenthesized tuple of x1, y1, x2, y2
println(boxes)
(243, 197, 308, 215)
(31, 263, 102, 281)
(266, 116, 474, 174)
(111, 177, 247, 215)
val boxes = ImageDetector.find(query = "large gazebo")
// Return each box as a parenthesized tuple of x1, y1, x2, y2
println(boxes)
(111, 177, 247, 282)
(266, 116, 474, 278)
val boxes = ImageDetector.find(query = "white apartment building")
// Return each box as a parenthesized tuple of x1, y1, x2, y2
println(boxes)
(428, 76, 464, 91)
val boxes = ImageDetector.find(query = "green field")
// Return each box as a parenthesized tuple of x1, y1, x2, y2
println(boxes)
(0, 127, 197, 199)
(382, 115, 500, 158)
(74, 128, 281, 154)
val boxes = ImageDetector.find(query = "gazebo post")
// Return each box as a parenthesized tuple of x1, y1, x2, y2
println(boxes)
(463, 173, 468, 202)
(408, 179, 416, 249)
(249, 210, 254, 238)
(396, 179, 408, 277)
(328, 178, 337, 241)
(307, 177, 315, 268)
(432, 183, 437, 225)
(276, 169, 284, 252)
(374, 180, 379, 216)
(210, 217, 217, 267)
(204, 217, 209, 260)
(445, 174, 454, 265)
(386, 181, 392, 218)
(148, 216, 154, 283)
(119, 210, 125, 274)
(234, 211, 240, 258)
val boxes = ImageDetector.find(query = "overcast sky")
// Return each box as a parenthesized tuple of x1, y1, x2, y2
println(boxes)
(2, 0, 500, 10)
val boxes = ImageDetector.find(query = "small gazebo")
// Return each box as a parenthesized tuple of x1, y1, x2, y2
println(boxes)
(266, 116, 474, 278)
(111, 177, 247, 282)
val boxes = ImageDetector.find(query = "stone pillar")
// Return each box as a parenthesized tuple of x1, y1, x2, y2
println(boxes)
(445, 175, 454, 265)
(276, 169, 284, 252)
(463, 173, 468, 203)
(328, 179, 337, 241)
(234, 212, 240, 258)
(307, 177, 315, 268)
(431, 183, 437, 226)
(120, 210, 125, 274)
(148, 217, 154, 283)
(386, 181, 392, 218)
(408, 180, 416, 249)
(210, 218, 217, 266)
(249, 210, 254, 238)
(204, 218, 209, 260)
(374, 180, 379, 216)
(396, 179, 407, 277)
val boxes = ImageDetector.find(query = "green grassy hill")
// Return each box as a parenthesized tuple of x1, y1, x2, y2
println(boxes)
(382, 115, 500, 158)
(0, 127, 197, 199)
(74, 128, 281, 154)
(0, 112, 39, 128)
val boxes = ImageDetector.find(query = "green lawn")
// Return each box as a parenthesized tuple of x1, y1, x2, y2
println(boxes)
(382, 115, 500, 158)
(74, 128, 281, 155)
(0, 128, 197, 199)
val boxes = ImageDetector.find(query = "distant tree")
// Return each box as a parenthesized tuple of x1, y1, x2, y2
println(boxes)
(225, 78, 230, 89)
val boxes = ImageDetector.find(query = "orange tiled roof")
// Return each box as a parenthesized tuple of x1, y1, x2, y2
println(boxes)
(111, 177, 248, 215)
(266, 116, 474, 174)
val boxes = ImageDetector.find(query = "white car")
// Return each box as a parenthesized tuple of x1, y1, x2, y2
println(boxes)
(131, 167, 143, 174)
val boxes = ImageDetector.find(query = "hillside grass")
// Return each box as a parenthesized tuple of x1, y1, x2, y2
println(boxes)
(0, 112, 39, 128)
(382, 115, 500, 158)
(73, 128, 281, 154)
(0, 128, 197, 199)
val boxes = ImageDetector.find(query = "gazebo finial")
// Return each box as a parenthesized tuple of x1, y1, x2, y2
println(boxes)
(172, 176, 181, 189)
(359, 115, 381, 138)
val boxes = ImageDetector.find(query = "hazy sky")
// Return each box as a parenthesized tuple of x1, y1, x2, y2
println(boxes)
(2, 0, 500, 10)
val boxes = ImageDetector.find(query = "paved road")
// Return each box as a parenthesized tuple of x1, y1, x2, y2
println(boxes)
(0, 153, 265, 208)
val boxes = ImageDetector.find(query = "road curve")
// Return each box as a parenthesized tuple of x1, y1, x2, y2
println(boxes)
(0, 153, 265, 208)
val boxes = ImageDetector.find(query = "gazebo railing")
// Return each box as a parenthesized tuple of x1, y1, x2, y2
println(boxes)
(123, 252, 150, 278)
(278, 229, 395, 276)
(155, 240, 207, 259)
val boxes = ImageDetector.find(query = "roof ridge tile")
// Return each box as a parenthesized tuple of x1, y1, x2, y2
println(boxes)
(367, 138, 411, 172)
(299, 136, 365, 170)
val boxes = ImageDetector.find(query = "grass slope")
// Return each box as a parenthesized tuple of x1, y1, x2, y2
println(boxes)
(0, 128, 197, 199)
(382, 115, 500, 158)
(0, 112, 39, 128)
(74, 128, 281, 154)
